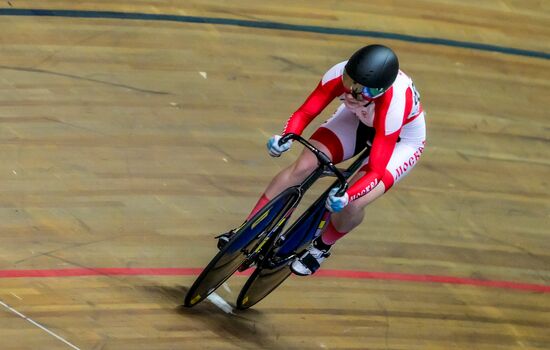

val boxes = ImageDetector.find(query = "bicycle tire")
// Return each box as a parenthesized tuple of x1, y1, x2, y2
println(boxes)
(236, 263, 292, 310)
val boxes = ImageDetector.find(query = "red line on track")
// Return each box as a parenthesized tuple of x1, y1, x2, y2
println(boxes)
(0, 267, 548, 293)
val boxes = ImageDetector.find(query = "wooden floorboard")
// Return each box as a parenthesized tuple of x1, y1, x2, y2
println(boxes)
(0, 1, 548, 349)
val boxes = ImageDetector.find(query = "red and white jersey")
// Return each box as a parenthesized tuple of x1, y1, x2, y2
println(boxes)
(282, 61, 426, 200)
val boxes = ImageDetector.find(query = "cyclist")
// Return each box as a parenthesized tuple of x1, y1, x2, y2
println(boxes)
(220, 44, 426, 276)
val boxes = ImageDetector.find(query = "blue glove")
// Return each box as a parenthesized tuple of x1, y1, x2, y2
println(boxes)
(267, 135, 292, 157)
(325, 188, 349, 213)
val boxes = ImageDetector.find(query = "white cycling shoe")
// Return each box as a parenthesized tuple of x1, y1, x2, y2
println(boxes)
(290, 242, 331, 276)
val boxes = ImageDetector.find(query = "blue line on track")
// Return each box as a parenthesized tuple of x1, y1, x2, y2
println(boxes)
(1, 8, 549, 60)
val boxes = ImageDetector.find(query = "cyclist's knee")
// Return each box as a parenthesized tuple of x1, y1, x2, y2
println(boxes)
(342, 200, 364, 217)
(334, 205, 365, 230)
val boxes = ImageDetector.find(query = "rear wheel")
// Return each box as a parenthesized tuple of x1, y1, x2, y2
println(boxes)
(236, 263, 292, 310)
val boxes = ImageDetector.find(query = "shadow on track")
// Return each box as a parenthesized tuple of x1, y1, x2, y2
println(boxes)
(139, 284, 296, 350)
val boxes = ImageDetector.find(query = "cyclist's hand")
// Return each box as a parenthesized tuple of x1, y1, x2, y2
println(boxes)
(267, 134, 292, 157)
(326, 188, 349, 213)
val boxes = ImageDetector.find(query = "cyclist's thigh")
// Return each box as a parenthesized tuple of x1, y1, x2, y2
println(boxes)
(291, 139, 333, 175)
(382, 140, 425, 191)
(309, 104, 364, 163)
(348, 139, 425, 209)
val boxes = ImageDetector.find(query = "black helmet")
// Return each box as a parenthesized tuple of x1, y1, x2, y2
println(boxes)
(345, 45, 399, 89)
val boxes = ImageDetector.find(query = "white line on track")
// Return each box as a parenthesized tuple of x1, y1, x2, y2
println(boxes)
(0, 299, 81, 350)
(10, 292, 22, 300)
(206, 292, 234, 314)
(222, 282, 232, 294)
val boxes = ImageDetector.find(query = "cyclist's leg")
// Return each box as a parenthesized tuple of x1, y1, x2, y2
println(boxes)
(327, 138, 426, 239)
(330, 113, 427, 235)
(289, 171, 386, 275)
(323, 172, 384, 242)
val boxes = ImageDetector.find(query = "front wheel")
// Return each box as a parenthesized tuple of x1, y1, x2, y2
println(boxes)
(184, 241, 249, 307)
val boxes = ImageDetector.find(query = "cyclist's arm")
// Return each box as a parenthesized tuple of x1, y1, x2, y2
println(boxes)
(283, 71, 346, 135)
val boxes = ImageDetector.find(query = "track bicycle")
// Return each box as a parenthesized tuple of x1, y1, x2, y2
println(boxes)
(184, 133, 371, 309)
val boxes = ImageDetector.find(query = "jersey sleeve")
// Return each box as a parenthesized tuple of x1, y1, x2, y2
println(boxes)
(347, 86, 413, 201)
(282, 63, 346, 135)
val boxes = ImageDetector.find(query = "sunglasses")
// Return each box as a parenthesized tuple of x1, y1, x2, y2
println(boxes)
(350, 83, 387, 100)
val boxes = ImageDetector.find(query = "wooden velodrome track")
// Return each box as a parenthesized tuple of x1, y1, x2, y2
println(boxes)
(0, 1, 549, 349)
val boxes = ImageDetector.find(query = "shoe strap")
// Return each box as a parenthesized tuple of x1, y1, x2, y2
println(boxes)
(300, 252, 321, 273)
